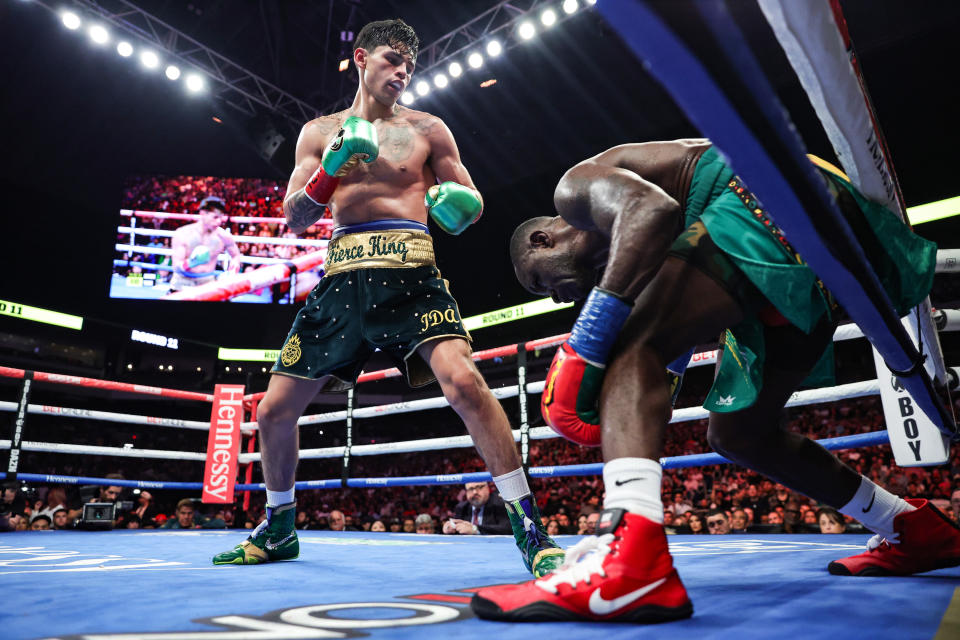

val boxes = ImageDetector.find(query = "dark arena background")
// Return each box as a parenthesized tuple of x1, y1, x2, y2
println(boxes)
(2, 1, 960, 638)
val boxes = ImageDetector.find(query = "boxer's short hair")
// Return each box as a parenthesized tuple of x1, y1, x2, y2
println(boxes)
(199, 196, 227, 213)
(354, 19, 419, 61)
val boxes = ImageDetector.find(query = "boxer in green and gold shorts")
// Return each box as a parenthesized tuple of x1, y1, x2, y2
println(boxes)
(213, 17, 563, 577)
(273, 220, 471, 390)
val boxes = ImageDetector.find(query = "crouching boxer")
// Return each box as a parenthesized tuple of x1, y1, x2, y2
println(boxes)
(212, 18, 563, 577)
(470, 139, 958, 623)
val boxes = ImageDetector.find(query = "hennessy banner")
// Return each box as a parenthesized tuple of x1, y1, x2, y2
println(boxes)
(202, 384, 245, 504)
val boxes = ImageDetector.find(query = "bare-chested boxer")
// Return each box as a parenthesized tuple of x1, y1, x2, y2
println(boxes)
(169, 196, 240, 291)
(213, 18, 563, 577)
(470, 140, 960, 623)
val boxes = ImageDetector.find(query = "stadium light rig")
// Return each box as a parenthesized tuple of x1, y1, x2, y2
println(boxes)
(389, 1, 594, 105)
(56, 6, 208, 97)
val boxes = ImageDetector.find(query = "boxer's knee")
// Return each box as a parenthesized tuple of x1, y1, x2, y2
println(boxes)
(706, 418, 778, 464)
(439, 360, 487, 412)
(256, 398, 297, 435)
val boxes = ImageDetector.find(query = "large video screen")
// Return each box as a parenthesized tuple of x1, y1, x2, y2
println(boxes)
(110, 175, 332, 303)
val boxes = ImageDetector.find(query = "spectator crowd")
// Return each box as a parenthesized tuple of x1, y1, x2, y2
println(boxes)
(4, 397, 960, 535)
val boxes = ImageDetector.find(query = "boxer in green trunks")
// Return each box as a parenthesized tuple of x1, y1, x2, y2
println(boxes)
(212, 18, 563, 577)
(472, 140, 956, 623)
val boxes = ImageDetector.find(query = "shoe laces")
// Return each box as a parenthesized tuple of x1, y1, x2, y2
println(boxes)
(524, 515, 544, 548)
(535, 533, 614, 595)
(249, 518, 268, 539)
(865, 531, 900, 551)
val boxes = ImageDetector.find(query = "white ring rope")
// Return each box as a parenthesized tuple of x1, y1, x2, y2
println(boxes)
(0, 401, 212, 431)
(936, 248, 960, 273)
(120, 209, 335, 227)
(117, 227, 330, 249)
(684, 309, 960, 369)
(0, 376, 893, 463)
(114, 243, 298, 266)
(0, 439, 207, 460)
(3, 313, 956, 464)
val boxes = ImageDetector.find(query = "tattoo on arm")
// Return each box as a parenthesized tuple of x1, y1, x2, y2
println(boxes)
(285, 189, 325, 232)
(312, 118, 341, 136)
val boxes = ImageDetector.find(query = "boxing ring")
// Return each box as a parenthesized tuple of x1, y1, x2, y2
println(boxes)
(2, 298, 960, 638)
(5, 0, 960, 637)
(2, 529, 955, 640)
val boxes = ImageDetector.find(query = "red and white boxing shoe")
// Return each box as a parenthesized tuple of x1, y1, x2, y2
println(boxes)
(829, 499, 960, 576)
(471, 509, 693, 623)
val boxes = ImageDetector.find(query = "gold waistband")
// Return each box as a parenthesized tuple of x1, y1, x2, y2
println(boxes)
(323, 230, 435, 276)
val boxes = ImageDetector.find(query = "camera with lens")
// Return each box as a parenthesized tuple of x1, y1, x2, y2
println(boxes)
(78, 502, 116, 530)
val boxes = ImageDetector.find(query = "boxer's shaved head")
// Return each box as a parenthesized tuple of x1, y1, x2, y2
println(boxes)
(510, 216, 604, 303)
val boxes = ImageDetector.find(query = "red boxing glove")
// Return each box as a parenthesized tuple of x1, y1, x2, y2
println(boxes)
(540, 343, 606, 447)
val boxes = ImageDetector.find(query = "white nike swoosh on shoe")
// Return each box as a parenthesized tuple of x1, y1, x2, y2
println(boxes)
(264, 533, 295, 551)
(587, 577, 667, 616)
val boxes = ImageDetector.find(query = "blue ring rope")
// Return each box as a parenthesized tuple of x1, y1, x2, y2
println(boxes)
(0, 431, 890, 490)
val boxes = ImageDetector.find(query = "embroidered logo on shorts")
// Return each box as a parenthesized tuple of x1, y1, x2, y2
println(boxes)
(420, 308, 459, 332)
(280, 334, 302, 367)
(715, 395, 735, 407)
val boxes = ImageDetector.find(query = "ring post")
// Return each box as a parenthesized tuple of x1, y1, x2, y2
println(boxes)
(242, 398, 258, 512)
(5, 371, 33, 481)
(341, 388, 354, 488)
(516, 343, 530, 472)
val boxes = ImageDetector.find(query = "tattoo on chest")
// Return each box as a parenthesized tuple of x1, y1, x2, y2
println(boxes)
(379, 124, 414, 163)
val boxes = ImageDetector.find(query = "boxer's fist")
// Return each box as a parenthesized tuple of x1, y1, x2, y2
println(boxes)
(185, 245, 211, 269)
(425, 181, 482, 235)
(321, 117, 379, 178)
(541, 342, 604, 447)
(304, 117, 378, 205)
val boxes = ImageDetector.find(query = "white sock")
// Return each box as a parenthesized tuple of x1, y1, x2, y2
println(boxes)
(838, 476, 915, 540)
(493, 468, 530, 502)
(266, 486, 295, 507)
(603, 457, 664, 523)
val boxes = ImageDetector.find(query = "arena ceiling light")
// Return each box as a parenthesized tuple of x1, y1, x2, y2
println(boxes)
(88, 24, 109, 45)
(184, 72, 206, 93)
(401, 91, 415, 105)
(61, 11, 81, 30)
(116, 41, 133, 57)
(563, 0, 579, 14)
(467, 52, 484, 69)
(448, 61, 463, 78)
(541, 8, 558, 27)
(139, 49, 160, 70)
(415, 80, 430, 96)
(165, 65, 181, 81)
(518, 21, 537, 40)
(486, 40, 503, 57)
(433, 73, 449, 89)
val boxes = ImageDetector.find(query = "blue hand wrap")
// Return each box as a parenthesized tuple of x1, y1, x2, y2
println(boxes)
(666, 348, 694, 376)
(567, 287, 633, 367)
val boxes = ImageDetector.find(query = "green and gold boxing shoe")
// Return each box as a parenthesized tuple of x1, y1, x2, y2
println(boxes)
(504, 494, 565, 577)
(212, 501, 299, 565)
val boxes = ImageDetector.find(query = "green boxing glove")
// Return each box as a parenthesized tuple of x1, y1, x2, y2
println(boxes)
(183, 245, 211, 270)
(425, 181, 483, 235)
(304, 116, 379, 205)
